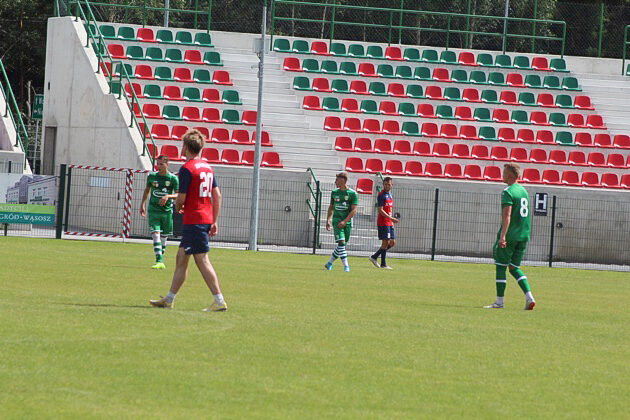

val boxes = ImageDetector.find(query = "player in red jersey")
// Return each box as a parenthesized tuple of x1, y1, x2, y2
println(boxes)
(369, 177, 399, 269)
(149, 129, 227, 311)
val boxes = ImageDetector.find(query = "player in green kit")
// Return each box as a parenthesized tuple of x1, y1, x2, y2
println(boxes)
(484, 163, 536, 310)
(140, 155, 179, 269)
(325, 172, 359, 272)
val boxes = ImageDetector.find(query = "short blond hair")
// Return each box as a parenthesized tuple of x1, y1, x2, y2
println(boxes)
(336, 172, 348, 181)
(182, 129, 206, 155)
(503, 162, 521, 179)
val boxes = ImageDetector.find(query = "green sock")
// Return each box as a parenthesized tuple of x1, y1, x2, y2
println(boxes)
(496, 265, 507, 297)
(510, 268, 531, 293)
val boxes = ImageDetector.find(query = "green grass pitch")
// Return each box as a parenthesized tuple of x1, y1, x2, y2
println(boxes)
(1, 237, 628, 418)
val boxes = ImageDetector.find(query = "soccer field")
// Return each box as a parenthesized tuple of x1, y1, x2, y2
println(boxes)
(1, 237, 628, 418)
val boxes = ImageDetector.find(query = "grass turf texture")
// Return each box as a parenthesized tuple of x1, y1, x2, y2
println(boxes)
(1, 237, 628, 418)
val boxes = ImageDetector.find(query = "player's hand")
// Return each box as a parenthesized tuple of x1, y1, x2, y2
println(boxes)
(337, 220, 346, 229)
(140, 207, 146, 217)
(392, 218, 399, 224)
(499, 237, 507, 248)
(158, 196, 168, 206)
(325, 220, 331, 231)
(210, 224, 218, 237)
(178, 209, 184, 214)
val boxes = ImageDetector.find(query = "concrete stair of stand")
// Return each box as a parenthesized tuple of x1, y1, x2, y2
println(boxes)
(573, 72, 630, 134)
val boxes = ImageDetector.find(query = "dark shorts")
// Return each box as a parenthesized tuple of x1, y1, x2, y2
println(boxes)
(378, 225, 396, 240)
(179, 224, 212, 255)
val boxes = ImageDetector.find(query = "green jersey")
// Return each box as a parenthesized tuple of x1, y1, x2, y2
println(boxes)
(146, 171, 179, 213)
(330, 188, 359, 224)
(499, 183, 531, 242)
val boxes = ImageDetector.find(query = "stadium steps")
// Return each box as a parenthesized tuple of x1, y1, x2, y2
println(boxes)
(574, 72, 630, 134)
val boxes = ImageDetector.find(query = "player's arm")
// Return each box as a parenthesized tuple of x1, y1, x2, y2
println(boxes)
(210, 186, 221, 236)
(377, 206, 399, 224)
(499, 206, 511, 248)
(140, 187, 151, 216)
(175, 193, 186, 213)
(339, 204, 357, 227)
(159, 192, 179, 206)
(326, 204, 334, 231)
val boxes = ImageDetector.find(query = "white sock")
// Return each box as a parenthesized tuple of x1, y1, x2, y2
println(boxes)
(161, 236, 167, 255)
(165, 291, 176, 303)
(341, 258, 349, 268)
(496, 296, 504, 305)
(525, 291, 534, 301)
(328, 255, 336, 264)
(213, 293, 225, 305)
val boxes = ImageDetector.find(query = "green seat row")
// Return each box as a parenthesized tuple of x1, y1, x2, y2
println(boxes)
(98, 24, 213, 46)
(141, 84, 241, 104)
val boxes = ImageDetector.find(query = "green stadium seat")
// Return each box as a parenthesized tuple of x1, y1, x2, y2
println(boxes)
(401, 121, 421, 136)
(321, 60, 339, 74)
(348, 44, 366, 58)
(488, 72, 506, 86)
(513, 56, 531, 70)
(479, 126, 498, 141)
(451, 69, 468, 83)
(436, 105, 455, 119)
(476, 53, 494, 67)
(377, 64, 395, 78)
(222, 109, 242, 124)
(143, 84, 162, 99)
(182, 87, 202, 102)
(154, 66, 173, 81)
(440, 50, 457, 64)
(114, 63, 134, 78)
(368, 81, 387, 96)
(126, 45, 144, 60)
(165, 48, 184, 63)
(444, 87, 462, 101)
(525, 74, 542, 88)
(99, 24, 116, 39)
(193, 68, 212, 83)
(414, 66, 431, 81)
(395, 65, 412, 79)
(481, 89, 499, 104)
(555, 94, 574, 108)
(292, 40, 310, 54)
(398, 102, 416, 117)
(145, 47, 164, 61)
(293, 76, 311, 90)
(302, 58, 320, 73)
(367, 45, 384, 59)
(194, 32, 213, 47)
(175, 31, 194, 45)
(543, 75, 561, 89)
(469, 70, 487, 84)
(331, 79, 350, 93)
(85, 23, 97, 37)
(511, 110, 529, 124)
(203, 51, 223, 66)
(222, 90, 242, 105)
(330, 42, 347, 56)
(421, 49, 439, 63)
(474, 108, 492, 122)
(406, 84, 424, 98)
(162, 104, 182, 120)
(339, 61, 358, 76)
(495, 54, 512, 68)
(518, 91, 536, 106)
(322, 97, 341, 112)
(360, 100, 379, 114)
(156, 29, 174, 44)
(549, 112, 567, 126)
(403, 48, 421, 62)
(117, 26, 135, 41)
(550, 58, 569, 73)
(562, 76, 581, 91)
(273, 38, 291, 52)
(555, 131, 574, 145)
(109, 81, 121, 95)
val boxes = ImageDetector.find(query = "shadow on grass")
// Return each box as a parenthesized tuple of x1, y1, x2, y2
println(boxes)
(57, 302, 151, 309)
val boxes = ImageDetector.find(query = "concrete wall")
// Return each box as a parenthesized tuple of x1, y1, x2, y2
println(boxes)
(42, 17, 152, 174)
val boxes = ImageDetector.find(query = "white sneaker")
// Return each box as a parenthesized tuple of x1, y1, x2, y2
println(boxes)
(368, 256, 380, 268)
(381, 265, 393, 270)
(525, 299, 536, 310)
(483, 302, 504, 309)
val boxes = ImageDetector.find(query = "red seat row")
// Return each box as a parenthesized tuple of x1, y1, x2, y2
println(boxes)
(133, 65, 232, 84)
(146, 144, 282, 167)
(126, 83, 225, 103)
(141, 123, 272, 145)
(136, 104, 257, 125)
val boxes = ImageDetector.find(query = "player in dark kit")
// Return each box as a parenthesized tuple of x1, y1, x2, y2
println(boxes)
(149, 129, 227, 311)
(369, 177, 399, 269)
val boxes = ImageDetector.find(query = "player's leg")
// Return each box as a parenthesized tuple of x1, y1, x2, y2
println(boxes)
(370, 227, 388, 268)
(509, 241, 535, 310)
(338, 225, 351, 271)
(161, 212, 174, 260)
(194, 253, 227, 312)
(325, 225, 345, 270)
(149, 247, 190, 308)
(148, 212, 164, 268)
(381, 228, 395, 269)
(484, 238, 511, 308)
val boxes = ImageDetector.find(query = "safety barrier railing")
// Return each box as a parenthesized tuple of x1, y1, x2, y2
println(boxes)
(622, 25, 630, 75)
(306, 168, 322, 254)
(0, 59, 30, 170)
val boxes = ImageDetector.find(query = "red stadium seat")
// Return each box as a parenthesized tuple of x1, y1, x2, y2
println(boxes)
(350, 80, 369, 95)
(379, 101, 398, 115)
(335, 136, 353, 151)
(586, 114, 606, 129)
(517, 129, 535, 143)
(365, 158, 384, 174)
(303, 95, 323, 110)
(425, 85, 445, 100)
(490, 145, 509, 161)
(594, 134, 612, 148)
(459, 125, 479, 140)
(160, 145, 183, 161)
(125, 83, 144, 98)
(600, 173, 621, 189)
(358, 62, 378, 77)
(587, 152, 606, 167)
(424, 162, 444, 178)
(581, 172, 600, 187)
(606, 153, 625, 168)
(107, 44, 126, 59)
(184, 50, 204, 65)
(498, 127, 516, 142)
(201, 148, 220, 163)
(483, 166, 502, 181)
(521, 168, 541, 184)
(548, 149, 567, 165)
(567, 114, 586, 128)
(413, 141, 431, 156)
(232, 129, 253, 145)
(146, 143, 157, 160)
(455, 106, 474, 121)
(506, 73, 525, 87)
(444, 163, 463, 178)
(462, 88, 481, 103)
(530, 111, 549, 125)
(193, 126, 210, 140)
(421, 122, 439, 138)
(568, 150, 587, 166)
(354, 137, 373, 152)
(364, 118, 382, 134)
(374, 138, 392, 154)
(221, 149, 241, 165)
(463, 164, 482, 180)
(574, 95, 594, 110)
(387, 83, 406, 97)
(312, 78, 332, 92)
(405, 161, 423, 176)
(393, 140, 412, 155)
(500, 91, 518, 106)
(492, 108, 511, 123)
(211, 128, 230, 143)
(142, 103, 162, 119)
(341, 98, 360, 113)
(255, 130, 272, 147)
(471, 144, 489, 159)
(432, 68, 451, 82)
(174, 67, 193, 83)
(283, 57, 302, 71)
(343, 117, 362, 133)
(536, 93, 556, 108)
(212, 70, 232, 85)
(261, 152, 282, 167)
(532, 57, 551, 71)
(613, 134, 630, 148)
(458, 52, 477, 66)
(356, 178, 374, 194)
(242, 110, 257, 125)
(135, 64, 154, 79)
(137, 28, 156, 42)
(440, 124, 459, 139)
(536, 130, 554, 144)
(202, 108, 221, 123)
(311, 41, 329, 55)
(621, 174, 630, 189)
(510, 147, 529, 162)
(345, 157, 365, 172)
(324, 116, 342, 131)
(432, 142, 451, 157)
(182, 106, 201, 122)
(385, 46, 403, 61)
(542, 169, 560, 185)
(150, 124, 170, 140)
(574, 132, 593, 146)
(561, 170, 580, 186)
(202, 88, 221, 103)
(418, 103, 437, 118)
(385, 160, 404, 175)
(241, 150, 254, 166)
(452, 143, 471, 158)
(170, 125, 188, 141)
(529, 148, 548, 163)
(164, 85, 183, 101)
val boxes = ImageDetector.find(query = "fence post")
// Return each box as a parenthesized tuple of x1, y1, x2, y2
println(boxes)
(446, 15, 451, 49)
(64, 167, 72, 232)
(388, 11, 393, 45)
(312, 180, 321, 254)
(56, 164, 67, 239)
(331, 0, 337, 43)
(531, 0, 537, 53)
(466, 0, 472, 49)
(431, 188, 439, 261)
(597, 1, 604, 58)
(624, 26, 628, 75)
(398, 0, 404, 44)
(548, 195, 557, 267)
(194, 0, 198, 28)
(208, 0, 213, 32)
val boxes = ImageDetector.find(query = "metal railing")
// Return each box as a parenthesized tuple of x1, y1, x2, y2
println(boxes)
(0, 59, 30, 170)
(622, 25, 630, 75)
(306, 168, 322, 254)
(72, 0, 156, 166)
(270, 0, 566, 57)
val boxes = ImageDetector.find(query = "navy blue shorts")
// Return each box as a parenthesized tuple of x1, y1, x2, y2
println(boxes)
(378, 225, 396, 240)
(179, 224, 212, 255)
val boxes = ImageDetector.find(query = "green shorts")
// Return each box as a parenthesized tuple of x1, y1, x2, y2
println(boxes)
(333, 221, 352, 243)
(493, 239, 527, 267)
(148, 211, 173, 235)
